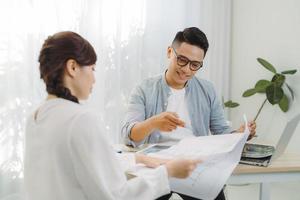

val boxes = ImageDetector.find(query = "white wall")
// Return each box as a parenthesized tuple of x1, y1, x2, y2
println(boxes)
(229, 0, 300, 199)
(230, 0, 300, 152)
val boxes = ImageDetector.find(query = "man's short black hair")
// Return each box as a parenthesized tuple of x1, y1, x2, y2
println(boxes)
(172, 27, 209, 55)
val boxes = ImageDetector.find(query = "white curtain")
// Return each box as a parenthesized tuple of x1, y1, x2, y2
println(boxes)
(0, 0, 231, 199)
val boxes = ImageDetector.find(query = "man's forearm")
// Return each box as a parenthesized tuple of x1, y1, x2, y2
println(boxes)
(130, 117, 156, 142)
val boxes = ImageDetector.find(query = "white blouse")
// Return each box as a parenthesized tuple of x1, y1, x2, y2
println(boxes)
(24, 98, 170, 200)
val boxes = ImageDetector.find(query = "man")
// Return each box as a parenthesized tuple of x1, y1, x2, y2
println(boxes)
(121, 27, 256, 200)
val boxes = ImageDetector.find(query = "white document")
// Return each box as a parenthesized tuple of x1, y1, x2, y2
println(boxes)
(169, 133, 248, 199)
(133, 128, 249, 200)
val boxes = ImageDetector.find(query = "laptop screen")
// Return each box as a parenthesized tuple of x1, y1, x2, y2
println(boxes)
(272, 113, 300, 160)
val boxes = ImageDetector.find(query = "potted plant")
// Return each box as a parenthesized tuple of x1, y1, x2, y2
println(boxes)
(242, 58, 297, 121)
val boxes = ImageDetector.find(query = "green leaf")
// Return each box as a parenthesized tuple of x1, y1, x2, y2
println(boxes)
(243, 88, 257, 97)
(257, 58, 277, 74)
(254, 79, 271, 93)
(224, 100, 240, 108)
(285, 83, 294, 100)
(266, 84, 284, 105)
(281, 69, 297, 75)
(279, 94, 289, 112)
(271, 74, 285, 87)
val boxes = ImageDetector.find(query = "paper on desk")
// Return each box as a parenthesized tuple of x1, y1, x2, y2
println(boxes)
(132, 127, 249, 200)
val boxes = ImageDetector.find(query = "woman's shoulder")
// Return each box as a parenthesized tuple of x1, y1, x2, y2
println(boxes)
(50, 98, 91, 115)
(68, 109, 106, 147)
(35, 98, 98, 124)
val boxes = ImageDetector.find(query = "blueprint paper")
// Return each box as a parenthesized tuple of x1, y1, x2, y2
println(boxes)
(147, 131, 249, 200)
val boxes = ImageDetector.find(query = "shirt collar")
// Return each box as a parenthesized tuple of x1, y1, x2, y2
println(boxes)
(162, 69, 192, 90)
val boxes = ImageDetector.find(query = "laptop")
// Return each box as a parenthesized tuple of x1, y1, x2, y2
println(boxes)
(240, 113, 300, 167)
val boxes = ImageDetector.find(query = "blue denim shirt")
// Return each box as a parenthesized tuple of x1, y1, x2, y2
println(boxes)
(121, 73, 232, 147)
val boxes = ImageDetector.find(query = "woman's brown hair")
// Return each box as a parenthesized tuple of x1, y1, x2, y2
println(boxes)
(38, 31, 97, 103)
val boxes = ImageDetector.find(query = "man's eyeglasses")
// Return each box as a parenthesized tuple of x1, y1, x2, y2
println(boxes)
(172, 47, 203, 71)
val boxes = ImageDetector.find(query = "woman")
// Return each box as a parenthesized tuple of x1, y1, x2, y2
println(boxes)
(24, 31, 200, 200)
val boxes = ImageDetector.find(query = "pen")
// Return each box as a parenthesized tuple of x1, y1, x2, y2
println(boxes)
(243, 114, 249, 132)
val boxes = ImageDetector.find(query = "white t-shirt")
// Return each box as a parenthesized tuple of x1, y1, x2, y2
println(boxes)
(24, 98, 170, 200)
(160, 88, 194, 142)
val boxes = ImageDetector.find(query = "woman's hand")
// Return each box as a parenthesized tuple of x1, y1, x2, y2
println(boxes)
(165, 159, 201, 178)
(135, 154, 201, 178)
(135, 153, 170, 168)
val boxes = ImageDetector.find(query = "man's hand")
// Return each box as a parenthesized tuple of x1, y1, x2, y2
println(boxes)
(130, 112, 185, 142)
(152, 112, 185, 132)
(236, 120, 256, 140)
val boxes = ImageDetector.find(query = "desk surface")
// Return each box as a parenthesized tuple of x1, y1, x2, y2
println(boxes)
(115, 144, 300, 175)
(233, 153, 300, 174)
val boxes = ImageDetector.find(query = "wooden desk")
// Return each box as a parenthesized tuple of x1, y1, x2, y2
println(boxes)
(228, 153, 300, 200)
